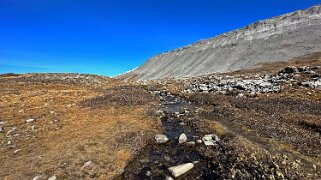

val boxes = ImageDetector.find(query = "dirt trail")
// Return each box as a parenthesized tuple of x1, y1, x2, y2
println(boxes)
(119, 91, 217, 179)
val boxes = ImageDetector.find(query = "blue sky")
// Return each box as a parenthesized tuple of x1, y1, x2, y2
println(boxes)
(0, 0, 320, 76)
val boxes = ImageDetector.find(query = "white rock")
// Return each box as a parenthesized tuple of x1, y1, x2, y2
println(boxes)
(168, 163, 194, 177)
(202, 134, 213, 141)
(26, 119, 35, 123)
(186, 141, 196, 146)
(196, 139, 203, 144)
(14, 149, 22, 154)
(204, 140, 216, 146)
(202, 134, 220, 142)
(178, 133, 187, 144)
(48, 175, 57, 180)
(202, 134, 219, 146)
(155, 134, 169, 144)
(33, 175, 41, 180)
(82, 161, 93, 168)
(165, 176, 174, 180)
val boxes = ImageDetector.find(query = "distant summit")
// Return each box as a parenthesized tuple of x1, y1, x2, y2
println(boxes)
(117, 4, 321, 81)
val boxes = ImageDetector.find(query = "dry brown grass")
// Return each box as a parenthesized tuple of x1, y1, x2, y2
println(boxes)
(0, 74, 161, 179)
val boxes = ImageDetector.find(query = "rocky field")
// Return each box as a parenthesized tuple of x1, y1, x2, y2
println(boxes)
(1, 54, 321, 179)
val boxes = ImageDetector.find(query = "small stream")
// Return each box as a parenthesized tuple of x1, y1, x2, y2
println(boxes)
(120, 91, 216, 179)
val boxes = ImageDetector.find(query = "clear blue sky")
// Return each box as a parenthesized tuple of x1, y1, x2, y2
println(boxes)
(0, 0, 320, 76)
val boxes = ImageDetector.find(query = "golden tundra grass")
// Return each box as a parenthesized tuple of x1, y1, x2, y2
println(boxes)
(0, 76, 161, 179)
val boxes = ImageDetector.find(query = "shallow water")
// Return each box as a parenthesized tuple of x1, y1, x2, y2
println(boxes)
(120, 91, 214, 179)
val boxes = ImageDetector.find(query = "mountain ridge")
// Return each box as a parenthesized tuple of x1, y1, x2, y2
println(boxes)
(117, 4, 321, 81)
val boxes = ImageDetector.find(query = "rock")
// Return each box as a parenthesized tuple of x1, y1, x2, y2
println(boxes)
(33, 175, 42, 180)
(168, 163, 194, 177)
(178, 133, 188, 144)
(155, 134, 169, 144)
(155, 110, 165, 117)
(0, 121, 5, 125)
(165, 176, 174, 180)
(237, 93, 244, 97)
(26, 119, 35, 123)
(48, 175, 57, 180)
(284, 66, 299, 73)
(202, 134, 219, 146)
(0, 127, 3, 133)
(186, 141, 196, 146)
(14, 149, 22, 154)
(196, 139, 203, 144)
(203, 140, 216, 146)
(146, 171, 151, 176)
(298, 66, 307, 72)
(82, 161, 93, 169)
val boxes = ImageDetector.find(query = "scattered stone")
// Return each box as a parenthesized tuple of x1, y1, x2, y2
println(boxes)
(298, 66, 307, 72)
(0, 126, 3, 133)
(237, 93, 244, 97)
(196, 139, 203, 144)
(48, 175, 57, 180)
(165, 176, 174, 180)
(186, 141, 196, 146)
(146, 170, 151, 176)
(6, 127, 16, 137)
(26, 119, 35, 123)
(284, 66, 299, 73)
(178, 133, 188, 144)
(155, 110, 165, 117)
(168, 163, 194, 177)
(179, 122, 186, 126)
(155, 134, 169, 144)
(0, 121, 5, 125)
(165, 156, 171, 161)
(202, 134, 219, 146)
(14, 149, 22, 154)
(82, 161, 93, 169)
(203, 140, 216, 146)
(33, 175, 41, 180)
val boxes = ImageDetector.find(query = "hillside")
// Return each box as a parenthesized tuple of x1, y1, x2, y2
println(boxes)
(117, 4, 321, 81)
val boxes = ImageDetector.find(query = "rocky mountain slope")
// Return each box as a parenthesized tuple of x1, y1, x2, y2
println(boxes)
(118, 4, 321, 81)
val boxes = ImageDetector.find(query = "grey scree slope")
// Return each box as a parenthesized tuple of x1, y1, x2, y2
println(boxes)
(117, 4, 321, 81)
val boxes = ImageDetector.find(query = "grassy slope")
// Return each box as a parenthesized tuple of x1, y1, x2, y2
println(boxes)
(0, 74, 161, 179)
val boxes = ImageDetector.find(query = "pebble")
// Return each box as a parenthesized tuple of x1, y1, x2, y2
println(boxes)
(186, 141, 196, 146)
(155, 134, 169, 144)
(165, 176, 174, 180)
(14, 149, 22, 154)
(196, 139, 203, 144)
(26, 119, 35, 123)
(165, 156, 171, 161)
(48, 175, 57, 180)
(178, 133, 188, 144)
(0, 127, 3, 133)
(82, 161, 93, 168)
(33, 175, 41, 180)
(202, 134, 219, 146)
(168, 163, 194, 177)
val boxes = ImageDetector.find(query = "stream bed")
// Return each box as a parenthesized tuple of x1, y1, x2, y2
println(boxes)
(119, 91, 218, 179)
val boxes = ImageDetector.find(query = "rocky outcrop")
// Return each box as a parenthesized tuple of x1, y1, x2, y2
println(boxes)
(118, 4, 321, 81)
(184, 66, 321, 96)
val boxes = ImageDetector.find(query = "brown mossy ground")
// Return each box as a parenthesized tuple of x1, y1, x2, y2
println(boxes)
(0, 74, 161, 179)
